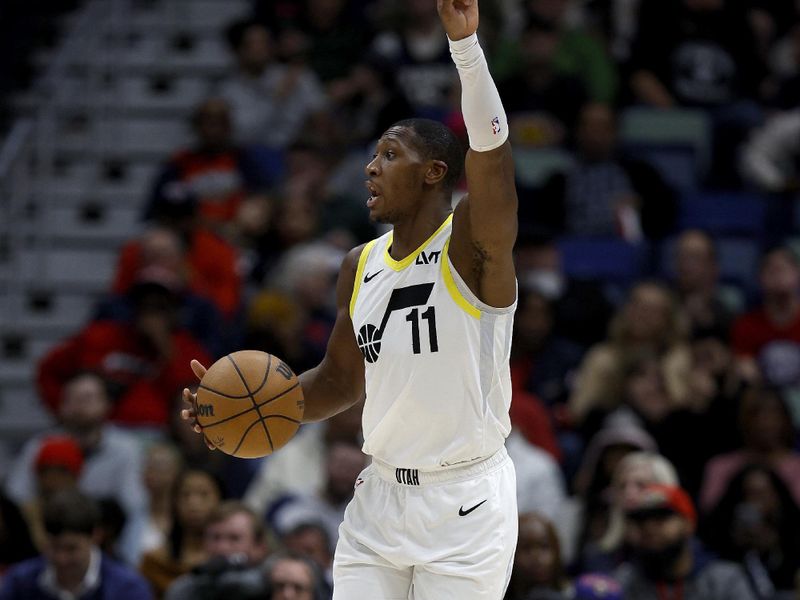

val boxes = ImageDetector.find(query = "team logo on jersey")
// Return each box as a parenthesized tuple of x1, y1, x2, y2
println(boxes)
(357, 283, 435, 363)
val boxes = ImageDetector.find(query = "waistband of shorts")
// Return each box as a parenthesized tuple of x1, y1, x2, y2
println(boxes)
(371, 446, 509, 486)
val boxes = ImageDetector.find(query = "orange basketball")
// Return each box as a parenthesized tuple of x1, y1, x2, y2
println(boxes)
(195, 350, 304, 459)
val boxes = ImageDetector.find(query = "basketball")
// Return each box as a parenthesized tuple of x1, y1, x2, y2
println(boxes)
(194, 350, 304, 459)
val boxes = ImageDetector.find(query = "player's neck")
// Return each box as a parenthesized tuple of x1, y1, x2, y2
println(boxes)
(389, 205, 451, 261)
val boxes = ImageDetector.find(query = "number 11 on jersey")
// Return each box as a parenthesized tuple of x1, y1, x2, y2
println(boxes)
(405, 307, 439, 354)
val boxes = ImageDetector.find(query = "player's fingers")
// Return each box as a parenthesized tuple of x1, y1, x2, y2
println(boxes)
(203, 435, 216, 451)
(182, 387, 197, 407)
(190, 359, 208, 380)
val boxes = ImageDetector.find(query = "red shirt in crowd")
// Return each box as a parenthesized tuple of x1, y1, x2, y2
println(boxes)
(169, 149, 246, 224)
(37, 321, 211, 426)
(731, 307, 800, 385)
(113, 229, 241, 319)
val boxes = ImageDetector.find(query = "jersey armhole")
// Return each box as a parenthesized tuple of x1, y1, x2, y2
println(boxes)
(441, 239, 481, 319)
(349, 239, 378, 319)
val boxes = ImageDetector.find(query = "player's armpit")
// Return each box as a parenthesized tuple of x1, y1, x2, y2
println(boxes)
(299, 245, 366, 422)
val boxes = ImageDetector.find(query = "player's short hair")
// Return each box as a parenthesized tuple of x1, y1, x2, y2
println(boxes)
(390, 118, 465, 192)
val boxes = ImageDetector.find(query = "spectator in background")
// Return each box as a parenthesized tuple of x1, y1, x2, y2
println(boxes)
(0, 492, 37, 583)
(262, 553, 326, 600)
(327, 55, 415, 148)
(699, 386, 800, 512)
(505, 513, 572, 600)
(616, 484, 756, 600)
(282, 522, 333, 596)
(511, 286, 584, 408)
(244, 401, 363, 521)
(629, 0, 765, 187)
(571, 417, 658, 567)
(165, 502, 269, 600)
(218, 19, 330, 149)
(672, 230, 740, 338)
(15, 436, 84, 553)
(144, 98, 268, 233)
(140, 442, 183, 555)
(368, 0, 458, 121)
(0, 491, 152, 600)
(700, 464, 800, 599)
(114, 202, 242, 322)
(256, 0, 376, 85)
(609, 352, 728, 496)
(6, 372, 146, 564)
(268, 440, 367, 549)
(524, 0, 618, 104)
(506, 429, 567, 525)
(732, 246, 800, 388)
(583, 452, 679, 574)
(37, 281, 211, 428)
(514, 232, 614, 349)
(569, 282, 691, 426)
(499, 17, 589, 148)
(532, 103, 677, 241)
(139, 468, 224, 598)
(97, 264, 225, 362)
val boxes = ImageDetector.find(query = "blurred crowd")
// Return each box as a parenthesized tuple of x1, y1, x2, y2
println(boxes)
(3, 0, 800, 598)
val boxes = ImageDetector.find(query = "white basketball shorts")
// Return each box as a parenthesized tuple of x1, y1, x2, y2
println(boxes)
(332, 446, 518, 600)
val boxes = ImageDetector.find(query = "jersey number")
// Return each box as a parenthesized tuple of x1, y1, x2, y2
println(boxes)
(405, 306, 439, 354)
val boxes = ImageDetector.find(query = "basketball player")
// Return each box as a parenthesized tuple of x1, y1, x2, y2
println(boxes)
(183, 0, 518, 596)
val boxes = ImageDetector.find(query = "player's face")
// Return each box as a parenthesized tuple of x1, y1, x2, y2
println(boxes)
(365, 127, 427, 224)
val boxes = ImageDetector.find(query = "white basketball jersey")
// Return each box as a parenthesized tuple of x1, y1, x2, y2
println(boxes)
(349, 214, 516, 470)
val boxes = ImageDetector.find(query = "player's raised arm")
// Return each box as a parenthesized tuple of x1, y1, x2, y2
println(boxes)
(440, 0, 518, 309)
(296, 245, 366, 422)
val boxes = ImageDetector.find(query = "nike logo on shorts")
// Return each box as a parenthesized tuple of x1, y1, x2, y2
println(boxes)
(458, 499, 487, 516)
(364, 269, 383, 283)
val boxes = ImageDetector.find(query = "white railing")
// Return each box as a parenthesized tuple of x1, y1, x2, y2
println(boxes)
(0, 0, 134, 331)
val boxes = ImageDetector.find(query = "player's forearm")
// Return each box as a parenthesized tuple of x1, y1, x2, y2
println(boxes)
(449, 33, 508, 153)
(299, 362, 363, 422)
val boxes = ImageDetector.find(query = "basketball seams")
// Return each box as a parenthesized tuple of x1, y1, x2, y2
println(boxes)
(230, 418, 265, 457)
(227, 353, 274, 453)
(197, 382, 301, 429)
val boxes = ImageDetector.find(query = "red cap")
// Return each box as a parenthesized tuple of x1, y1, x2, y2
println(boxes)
(34, 435, 84, 477)
(625, 484, 696, 526)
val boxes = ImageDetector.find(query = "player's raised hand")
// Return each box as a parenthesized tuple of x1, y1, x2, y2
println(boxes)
(180, 359, 215, 450)
(437, 0, 479, 41)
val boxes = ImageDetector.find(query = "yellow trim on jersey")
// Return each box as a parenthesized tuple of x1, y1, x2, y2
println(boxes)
(350, 239, 378, 318)
(442, 238, 481, 319)
(383, 214, 454, 271)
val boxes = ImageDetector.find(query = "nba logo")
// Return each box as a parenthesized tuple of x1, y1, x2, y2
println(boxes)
(491, 116, 500, 135)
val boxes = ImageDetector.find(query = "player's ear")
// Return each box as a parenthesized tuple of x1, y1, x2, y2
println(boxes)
(425, 160, 448, 186)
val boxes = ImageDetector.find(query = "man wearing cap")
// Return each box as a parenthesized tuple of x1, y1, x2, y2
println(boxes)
(616, 484, 756, 599)
(5, 372, 147, 564)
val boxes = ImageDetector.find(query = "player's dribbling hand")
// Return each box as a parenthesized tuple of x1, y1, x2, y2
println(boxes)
(437, 0, 479, 41)
(180, 359, 216, 450)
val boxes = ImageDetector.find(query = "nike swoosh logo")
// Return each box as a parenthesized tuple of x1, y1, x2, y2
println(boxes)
(458, 499, 487, 516)
(364, 269, 383, 283)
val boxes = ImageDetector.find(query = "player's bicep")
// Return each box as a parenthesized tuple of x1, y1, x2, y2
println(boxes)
(463, 142, 518, 252)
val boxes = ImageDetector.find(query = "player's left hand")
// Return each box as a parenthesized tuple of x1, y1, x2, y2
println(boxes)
(180, 359, 216, 450)
(437, 0, 479, 41)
